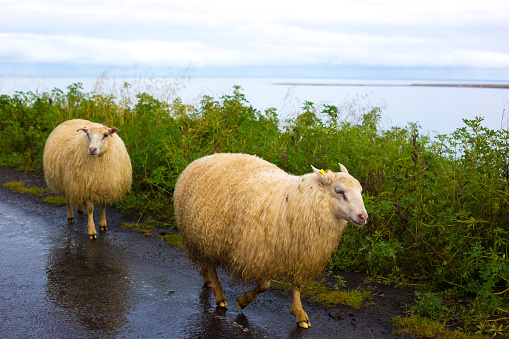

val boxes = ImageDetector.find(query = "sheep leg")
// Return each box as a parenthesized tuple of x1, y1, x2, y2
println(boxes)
(99, 202, 107, 231)
(77, 202, 85, 216)
(85, 200, 97, 240)
(206, 264, 227, 307)
(199, 264, 213, 287)
(66, 200, 75, 223)
(237, 280, 270, 309)
(291, 284, 311, 328)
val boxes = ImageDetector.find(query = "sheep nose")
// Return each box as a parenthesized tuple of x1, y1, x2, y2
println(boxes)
(89, 148, 97, 152)
(358, 213, 368, 224)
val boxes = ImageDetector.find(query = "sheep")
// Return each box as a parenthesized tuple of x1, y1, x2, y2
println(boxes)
(43, 119, 132, 239)
(173, 153, 368, 328)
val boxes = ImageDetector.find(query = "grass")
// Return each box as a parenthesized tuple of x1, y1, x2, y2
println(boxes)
(3, 181, 69, 206)
(391, 315, 493, 338)
(121, 222, 153, 237)
(271, 277, 372, 309)
(3, 181, 49, 197)
(160, 233, 183, 247)
(42, 195, 67, 205)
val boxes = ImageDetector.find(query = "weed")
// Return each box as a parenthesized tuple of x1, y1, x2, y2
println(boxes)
(334, 274, 347, 289)
(475, 322, 508, 337)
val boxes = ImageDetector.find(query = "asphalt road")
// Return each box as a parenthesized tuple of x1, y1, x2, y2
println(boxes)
(0, 168, 411, 338)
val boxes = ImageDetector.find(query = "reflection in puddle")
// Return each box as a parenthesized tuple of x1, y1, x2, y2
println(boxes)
(178, 285, 258, 338)
(45, 225, 133, 336)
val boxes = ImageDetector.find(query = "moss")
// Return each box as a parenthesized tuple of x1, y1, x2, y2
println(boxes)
(391, 315, 492, 339)
(271, 278, 372, 309)
(122, 222, 148, 233)
(3, 181, 49, 197)
(43, 196, 67, 205)
(161, 234, 183, 247)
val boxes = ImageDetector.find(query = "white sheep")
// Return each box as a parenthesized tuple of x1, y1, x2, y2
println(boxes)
(173, 153, 368, 328)
(43, 119, 132, 239)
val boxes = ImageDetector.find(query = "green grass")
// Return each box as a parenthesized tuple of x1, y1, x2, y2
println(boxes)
(391, 315, 493, 338)
(4, 181, 66, 206)
(160, 233, 183, 247)
(121, 222, 152, 237)
(271, 278, 372, 309)
(42, 195, 67, 205)
(3, 181, 49, 196)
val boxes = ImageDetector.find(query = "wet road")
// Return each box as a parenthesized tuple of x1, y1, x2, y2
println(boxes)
(0, 169, 409, 338)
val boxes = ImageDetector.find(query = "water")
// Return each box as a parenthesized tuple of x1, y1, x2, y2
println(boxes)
(1, 76, 508, 135)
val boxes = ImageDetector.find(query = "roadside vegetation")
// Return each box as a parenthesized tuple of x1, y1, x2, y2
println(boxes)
(1, 79, 508, 337)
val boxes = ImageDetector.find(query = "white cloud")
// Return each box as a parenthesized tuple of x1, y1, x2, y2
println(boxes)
(1, 0, 509, 72)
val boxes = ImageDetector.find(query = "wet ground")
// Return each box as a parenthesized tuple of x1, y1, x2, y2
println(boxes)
(0, 168, 413, 338)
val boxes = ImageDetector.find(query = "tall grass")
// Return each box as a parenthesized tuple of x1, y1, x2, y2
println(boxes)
(0, 79, 507, 334)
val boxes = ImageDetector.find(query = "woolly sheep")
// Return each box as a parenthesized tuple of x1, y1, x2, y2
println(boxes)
(173, 153, 368, 328)
(43, 119, 132, 239)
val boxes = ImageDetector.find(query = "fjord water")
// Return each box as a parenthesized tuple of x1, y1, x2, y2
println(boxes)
(1, 76, 508, 135)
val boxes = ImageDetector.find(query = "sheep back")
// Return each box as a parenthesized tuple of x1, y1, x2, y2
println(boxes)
(174, 153, 349, 284)
(43, 119, 132, 206)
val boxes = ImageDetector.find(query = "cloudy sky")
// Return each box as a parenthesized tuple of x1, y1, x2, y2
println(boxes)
(1, 0, 509, 78)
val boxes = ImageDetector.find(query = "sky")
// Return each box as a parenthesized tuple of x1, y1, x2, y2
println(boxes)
(1, 0, 509, 79)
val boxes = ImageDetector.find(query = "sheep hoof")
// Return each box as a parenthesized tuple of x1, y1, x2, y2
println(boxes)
(236, 298, 248, 309)
(78, 210, 84, 216)
(68, 217, 74, 223)
(297, 320, 311, 329)
(217, 300, 227, 308)
(89, 234, 97, 240)
(100, 225, 108, 231)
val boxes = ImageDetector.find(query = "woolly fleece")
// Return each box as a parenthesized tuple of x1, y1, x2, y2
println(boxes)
(174, 153, 363, 285)
(43, 119, 132, 206)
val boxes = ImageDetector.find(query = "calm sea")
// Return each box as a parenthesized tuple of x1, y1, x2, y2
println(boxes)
(1, 76, 508, 135)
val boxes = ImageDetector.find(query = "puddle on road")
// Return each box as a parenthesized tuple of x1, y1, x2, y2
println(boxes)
(45, 227, 133, 335)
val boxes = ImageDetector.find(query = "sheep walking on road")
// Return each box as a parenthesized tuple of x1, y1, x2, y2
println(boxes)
(173, 153, 368, 328)
(43, 119, 132, 239)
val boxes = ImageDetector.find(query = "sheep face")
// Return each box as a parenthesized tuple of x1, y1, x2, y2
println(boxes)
(77, 127, 119, 157)
(312, 165, 368, 227)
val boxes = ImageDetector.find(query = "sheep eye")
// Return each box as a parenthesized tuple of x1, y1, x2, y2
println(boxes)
(335, 188, 345, 196)
(334, 188, 347, 200)
(103, 133, 109, 139)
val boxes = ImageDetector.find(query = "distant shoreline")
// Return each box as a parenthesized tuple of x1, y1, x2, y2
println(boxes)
(412, 83, 509, 89)
(274, 83, 509, 89)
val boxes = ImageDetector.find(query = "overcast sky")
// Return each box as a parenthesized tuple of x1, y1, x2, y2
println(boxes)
(1, 0, 509, 77)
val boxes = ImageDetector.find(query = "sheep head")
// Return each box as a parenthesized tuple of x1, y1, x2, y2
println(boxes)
(312, 165, 368, 227)
(77, 126, 119, 156)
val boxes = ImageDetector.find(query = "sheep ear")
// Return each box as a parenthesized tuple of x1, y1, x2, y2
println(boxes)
(338, 163, 349, 174)
(109, 128, 119, 135)
(312, 165, 331, 185)
(77, 128, 89, 134)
